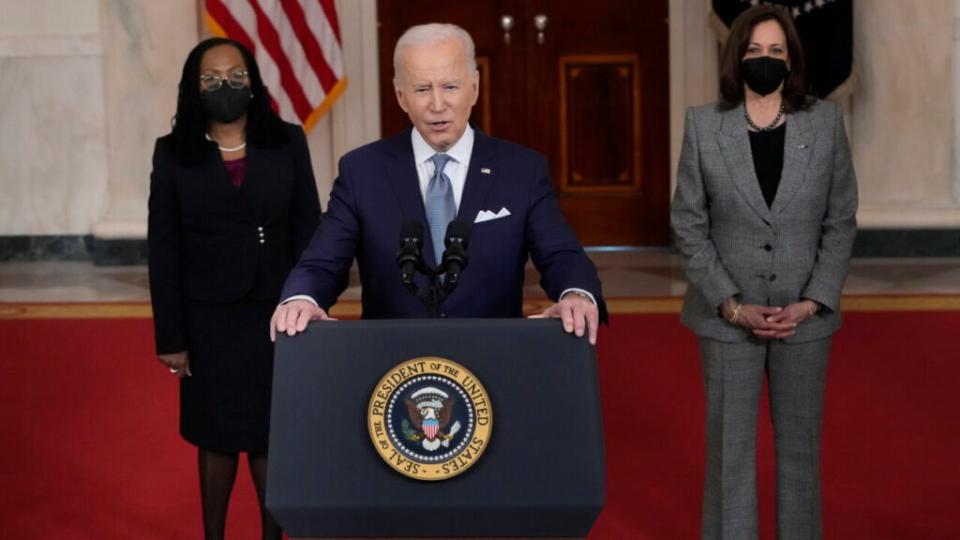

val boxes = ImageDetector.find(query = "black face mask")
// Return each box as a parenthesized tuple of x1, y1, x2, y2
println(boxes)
(741, 56, 789, 97)
(200, 85, 252, 123)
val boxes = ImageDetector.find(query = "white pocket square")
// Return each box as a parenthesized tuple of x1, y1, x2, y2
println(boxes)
(474, 207, 512, 224)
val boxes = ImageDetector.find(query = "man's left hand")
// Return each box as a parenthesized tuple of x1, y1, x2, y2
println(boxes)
(529, 293, 599, 345)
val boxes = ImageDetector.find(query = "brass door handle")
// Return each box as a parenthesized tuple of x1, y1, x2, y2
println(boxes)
(500, 14, 514, 44)
(534, 14, 548, 45)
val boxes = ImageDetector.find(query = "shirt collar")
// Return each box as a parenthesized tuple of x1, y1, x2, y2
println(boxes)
(411, 124, 474, 167)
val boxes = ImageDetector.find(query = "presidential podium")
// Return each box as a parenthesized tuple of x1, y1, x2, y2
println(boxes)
(267, 319, 605, 538)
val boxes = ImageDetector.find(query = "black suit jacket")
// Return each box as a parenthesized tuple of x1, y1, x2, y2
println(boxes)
(148, 122, 320, 354)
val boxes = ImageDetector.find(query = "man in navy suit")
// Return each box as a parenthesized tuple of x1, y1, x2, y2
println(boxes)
(270, 23, 605, 344)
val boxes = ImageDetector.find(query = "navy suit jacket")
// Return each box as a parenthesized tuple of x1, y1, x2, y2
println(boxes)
(281, 128, 606, 320)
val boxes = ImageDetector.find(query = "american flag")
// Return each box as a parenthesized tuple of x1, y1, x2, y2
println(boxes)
(204, 0, 347, 131)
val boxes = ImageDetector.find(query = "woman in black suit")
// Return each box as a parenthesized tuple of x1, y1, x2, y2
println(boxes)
(148, 37, 320, 540)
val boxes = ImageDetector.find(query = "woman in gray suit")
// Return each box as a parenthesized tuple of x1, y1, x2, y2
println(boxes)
(671, 6, 857, 539)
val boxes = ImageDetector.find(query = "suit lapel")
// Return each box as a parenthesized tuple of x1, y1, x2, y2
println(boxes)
(770, 110, 814, 216)
(457, 129, 496, 229)
(718, 103, 773, 223)
(200, 146, 252, 218)
(717, 103, 774, 224)
(238, 145, 268, 222)
(383, 129, 434, 259)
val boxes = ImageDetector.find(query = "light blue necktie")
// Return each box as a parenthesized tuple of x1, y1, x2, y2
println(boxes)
(425, 153, 456, 265)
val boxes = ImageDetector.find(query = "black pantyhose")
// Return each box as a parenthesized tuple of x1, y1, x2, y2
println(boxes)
(198, 449, 281, 540)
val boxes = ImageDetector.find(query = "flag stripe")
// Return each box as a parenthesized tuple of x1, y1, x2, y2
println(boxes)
(319, 0, 342, 43)
(220, 0, 299, 122)
(244, 0, 313, 120)
(260, 2, 325, 105)
(206, 0, 257, 51)
(204, 0, 346, 131)
(303, 0, 345, 79)
(281, 0, 338, 94)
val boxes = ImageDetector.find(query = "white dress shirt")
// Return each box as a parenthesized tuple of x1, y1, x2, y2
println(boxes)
(411, 124, 473, 210)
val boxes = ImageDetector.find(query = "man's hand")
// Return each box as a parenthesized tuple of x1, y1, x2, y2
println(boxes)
(158, 351, 191, 378)
(529, 293, 599, 345)
(270, 299, 336, 342)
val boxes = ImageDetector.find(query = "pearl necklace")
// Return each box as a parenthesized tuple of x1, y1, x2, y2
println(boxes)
(745, 103, 785, 132)
(205, 133, 246, 152)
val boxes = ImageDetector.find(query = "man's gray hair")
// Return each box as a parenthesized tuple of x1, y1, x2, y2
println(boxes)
(392, 23, 477, 86)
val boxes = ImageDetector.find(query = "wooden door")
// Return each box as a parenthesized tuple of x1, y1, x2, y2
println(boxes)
(377, 0, 669, 246)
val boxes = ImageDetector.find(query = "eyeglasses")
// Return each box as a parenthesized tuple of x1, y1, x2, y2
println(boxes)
(199, 70, 249, 91)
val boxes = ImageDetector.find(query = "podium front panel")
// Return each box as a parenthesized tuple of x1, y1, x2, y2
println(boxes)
(268, 319, 605, 538)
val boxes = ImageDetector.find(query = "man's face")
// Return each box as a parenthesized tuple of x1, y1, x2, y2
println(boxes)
(395, 38, 479, 152)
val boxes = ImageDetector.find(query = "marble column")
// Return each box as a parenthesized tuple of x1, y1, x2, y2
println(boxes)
(0, 0, 108, 238)
(852, 0, 959, 227)
(954, 0, 960, 203)
(304, 0, 381, 210)
(668, 0, 719, 194)
(91, 0, 197, 246)
(328, 0, 381, 208)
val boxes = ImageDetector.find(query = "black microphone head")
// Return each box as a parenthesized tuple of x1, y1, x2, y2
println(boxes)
(444, 219, 472, 248)
(400, 220, 424, 247)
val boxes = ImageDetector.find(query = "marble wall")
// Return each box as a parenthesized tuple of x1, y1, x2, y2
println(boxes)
(0, 0, 376, 243)
(0, 0, 957, 242)
(851, 0, 958, 226)
(94, 0, 198, 239)
(0, 0, 108, 235)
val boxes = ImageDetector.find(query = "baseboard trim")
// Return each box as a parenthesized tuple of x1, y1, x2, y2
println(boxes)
(0, 235, 146, 265)
(852, 229, 960, 257)
(1, 228, 958, 265)
(0, 235, 94, 262)
(92, 238, 147, 266)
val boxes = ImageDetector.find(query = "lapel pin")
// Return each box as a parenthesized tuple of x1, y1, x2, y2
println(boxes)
(481, 168, 491, 174)
(798, 144, 808, 149)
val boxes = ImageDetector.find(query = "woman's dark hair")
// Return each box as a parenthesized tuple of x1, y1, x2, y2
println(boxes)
(718, 5, 812, 112)
(171, 37, 288, 165)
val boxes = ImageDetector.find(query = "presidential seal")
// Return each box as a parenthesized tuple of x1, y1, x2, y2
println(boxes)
(368, 357, 493, 481)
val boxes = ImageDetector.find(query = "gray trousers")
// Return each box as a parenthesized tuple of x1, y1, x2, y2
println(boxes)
(698, 337, 831, 540)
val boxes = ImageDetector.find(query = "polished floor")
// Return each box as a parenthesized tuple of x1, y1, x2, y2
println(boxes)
(2, 251, 959, 307)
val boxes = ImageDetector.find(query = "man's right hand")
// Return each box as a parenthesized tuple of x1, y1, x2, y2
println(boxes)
(270, 299, 335, 342)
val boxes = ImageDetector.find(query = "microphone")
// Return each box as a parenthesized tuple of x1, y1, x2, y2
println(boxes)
(396, 220, 424, 285)
(440, 219, 471, 285)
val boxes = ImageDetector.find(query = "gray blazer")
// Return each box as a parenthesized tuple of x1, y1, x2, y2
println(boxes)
(671, 100, 858, 343)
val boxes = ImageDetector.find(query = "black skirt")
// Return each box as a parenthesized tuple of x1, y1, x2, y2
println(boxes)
(180, 298, 277, 452)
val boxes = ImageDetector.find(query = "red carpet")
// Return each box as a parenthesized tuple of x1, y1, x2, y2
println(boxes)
(1, 310, 958, 539)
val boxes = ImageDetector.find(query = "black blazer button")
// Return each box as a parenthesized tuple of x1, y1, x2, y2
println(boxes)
(764, 244, 772, 251)
(769, 274, 777, 282)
